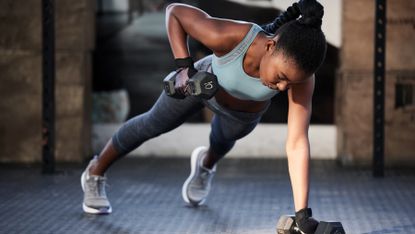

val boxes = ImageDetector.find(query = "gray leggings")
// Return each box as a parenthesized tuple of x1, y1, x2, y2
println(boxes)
(112, 56, 270, 159)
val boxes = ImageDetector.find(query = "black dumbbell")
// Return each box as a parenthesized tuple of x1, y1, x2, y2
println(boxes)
(276, 215, 299, 234)
(315, 221, 345, 234)
(163, 71, 185, 99)
(163, 71, 218, 99)
(276, 215, 345, 234)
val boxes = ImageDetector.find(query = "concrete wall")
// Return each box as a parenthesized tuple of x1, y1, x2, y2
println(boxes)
(93, 123, 337, 159)
(337, 0, 415, 166)
(0, 0, 95, 163)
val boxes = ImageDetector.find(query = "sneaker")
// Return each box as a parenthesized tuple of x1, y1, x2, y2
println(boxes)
(81, 156, 112, 214)
(182, 146, 216, 206)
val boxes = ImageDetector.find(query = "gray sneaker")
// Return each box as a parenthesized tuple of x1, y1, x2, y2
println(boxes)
(81, 156, 112, 214)
(182, 146, 216, 206)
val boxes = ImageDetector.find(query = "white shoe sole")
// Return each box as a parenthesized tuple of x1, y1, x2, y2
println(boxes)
(181, 146, 207, 206)
(82, 203, 112, 214)
(81, 170, 112, 214)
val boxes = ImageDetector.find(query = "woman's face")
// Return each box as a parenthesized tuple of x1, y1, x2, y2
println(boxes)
(259, 43, 310, 91)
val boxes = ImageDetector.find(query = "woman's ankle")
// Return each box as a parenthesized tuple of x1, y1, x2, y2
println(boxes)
(88, 160, 105, 176)
(202, 155, 215, 169)
(202, 149, 220, 169)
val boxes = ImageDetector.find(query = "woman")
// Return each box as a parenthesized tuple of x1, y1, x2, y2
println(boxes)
(81, 1, 326, 233)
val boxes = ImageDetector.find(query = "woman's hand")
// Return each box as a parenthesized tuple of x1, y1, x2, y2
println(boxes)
(174, 67, 192, 96)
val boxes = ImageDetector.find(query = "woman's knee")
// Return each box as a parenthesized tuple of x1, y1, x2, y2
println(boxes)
(112, 109, 178, 154)
(211, 115, 258, 142)
(111, 113, 154, 155)
(208, 116, 257, 156)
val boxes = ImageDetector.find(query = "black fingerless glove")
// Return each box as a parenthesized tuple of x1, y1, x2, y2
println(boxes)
(173, 57, 197, 96)
(175, 57, 197, 77)
(295, 208, 319, 234)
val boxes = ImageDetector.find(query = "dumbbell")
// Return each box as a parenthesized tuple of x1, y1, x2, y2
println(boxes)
(276, 215, 345, 234)
(163, 70, 218, 99)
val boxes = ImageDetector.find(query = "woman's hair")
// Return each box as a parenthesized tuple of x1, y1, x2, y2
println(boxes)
(263, 0, 327, 74)
(262, 3, 301, 34)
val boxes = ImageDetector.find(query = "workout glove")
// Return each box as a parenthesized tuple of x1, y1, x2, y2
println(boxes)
(295, 208, 319, 234)
(174, 57, 198, 96)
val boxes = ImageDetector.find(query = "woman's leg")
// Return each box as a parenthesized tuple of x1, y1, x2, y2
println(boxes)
(84, 55, 213, 213)
(182, 114, 260, 206)
(88, 56, 214, 176)
(88, 139, 118, 176)
(89, 92, 204, 176)
(83, 87, 204, 214)
(203, 115, 260, 169)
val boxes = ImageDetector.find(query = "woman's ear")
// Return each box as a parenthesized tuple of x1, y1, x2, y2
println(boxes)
(266, 39, 276, 52)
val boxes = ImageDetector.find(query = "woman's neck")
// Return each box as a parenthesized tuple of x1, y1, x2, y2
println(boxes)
(243, 32, 269, 78)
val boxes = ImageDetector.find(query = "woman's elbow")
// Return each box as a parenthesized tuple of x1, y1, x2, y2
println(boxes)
(166, 3, 186, 14)
(166, 3, 176, 14)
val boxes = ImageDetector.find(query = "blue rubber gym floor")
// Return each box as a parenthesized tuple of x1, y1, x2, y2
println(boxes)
(0, 157, 414, 234)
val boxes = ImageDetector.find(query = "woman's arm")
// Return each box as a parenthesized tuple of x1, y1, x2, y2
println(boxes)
(285, 75, 314, 211)
(165, 3, 252, 58)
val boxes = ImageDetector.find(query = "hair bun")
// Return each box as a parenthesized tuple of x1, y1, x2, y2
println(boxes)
(298, 16, 322, 28)
(297, 0, 324, 28)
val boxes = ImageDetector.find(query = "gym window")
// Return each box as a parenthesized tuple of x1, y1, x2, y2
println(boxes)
(395, 83, 414, 109)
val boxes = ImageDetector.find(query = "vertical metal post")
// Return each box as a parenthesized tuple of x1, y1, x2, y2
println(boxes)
(42, 0, 56, 174)
(373, 0, 386, 177)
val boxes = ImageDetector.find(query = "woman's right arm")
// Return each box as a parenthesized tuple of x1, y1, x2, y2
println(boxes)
(165, 3, 252, 58)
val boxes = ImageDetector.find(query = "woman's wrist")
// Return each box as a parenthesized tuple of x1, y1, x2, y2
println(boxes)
(174, 57, 197, 77)
(175, 57, 193, 69)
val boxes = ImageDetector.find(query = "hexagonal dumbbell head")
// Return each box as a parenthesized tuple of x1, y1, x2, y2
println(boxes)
(188, 71, 218, 99)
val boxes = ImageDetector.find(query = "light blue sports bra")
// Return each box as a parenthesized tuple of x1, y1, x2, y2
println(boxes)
(211, 24, 278, 101)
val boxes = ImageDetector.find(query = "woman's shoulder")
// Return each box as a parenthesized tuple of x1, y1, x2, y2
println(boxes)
(213, 22, 258, 56)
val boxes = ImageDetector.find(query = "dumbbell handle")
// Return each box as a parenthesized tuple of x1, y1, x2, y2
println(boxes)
(163, 71, 218, 99)
(163, 71, 185, 99)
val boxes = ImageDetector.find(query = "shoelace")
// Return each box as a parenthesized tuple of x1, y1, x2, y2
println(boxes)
(194, 153, 214, 188)
(89, 177, 108, 198)
(196, 169, 213, 188)
(199, 171, 209, 186)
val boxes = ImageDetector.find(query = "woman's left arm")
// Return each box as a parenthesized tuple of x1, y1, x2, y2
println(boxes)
(286, 75, 314, 211)
(286, 75, 314, 153)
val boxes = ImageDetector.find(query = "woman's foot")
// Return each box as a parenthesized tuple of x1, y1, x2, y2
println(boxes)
(81, 156, 112, 214)
(295, 208, 319, 234)
(182, 146, 216, 206)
